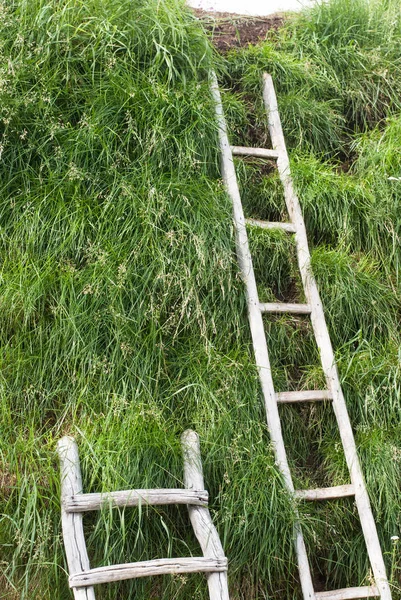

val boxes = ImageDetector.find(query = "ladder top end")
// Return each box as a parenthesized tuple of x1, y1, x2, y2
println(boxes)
(181, 429, 199, 445)
(57, 435, 77, 452)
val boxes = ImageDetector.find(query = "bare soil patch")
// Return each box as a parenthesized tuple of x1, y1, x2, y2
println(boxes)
(0, 468, 17, 498)
(193, 9, 285, 51)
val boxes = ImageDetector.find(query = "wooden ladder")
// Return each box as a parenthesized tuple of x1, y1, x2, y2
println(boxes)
(58, 430, 229, 600)
(211, 72, 392, 600)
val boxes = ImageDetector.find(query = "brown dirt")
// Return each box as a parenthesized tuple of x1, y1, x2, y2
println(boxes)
(0, 469, 17, 498)
(193, 9, 286, 52)
(0, 576, 20, 600)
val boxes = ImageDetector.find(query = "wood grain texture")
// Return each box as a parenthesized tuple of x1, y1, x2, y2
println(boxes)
(276, 390, 332, 403)
(69, 557, 227, 587)
(295, 485, 355, 501)
(58, 436, 96, 600)
(315, 586, 379, 600)
(259, 302, 311, 314)
(182, 429, 230, 600)
(65, 488, 208, 512)
(231, 145, 279, 159)
(245, 217, 296, 232)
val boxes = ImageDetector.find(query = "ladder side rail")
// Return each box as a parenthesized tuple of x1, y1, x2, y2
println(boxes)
(58, 436, 96, 600)
(182, 430, 230, 600)
(262, 72, 391, 600)
(211, 73, 316, 600)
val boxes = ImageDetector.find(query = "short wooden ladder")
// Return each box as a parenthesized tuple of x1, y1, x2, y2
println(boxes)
(58, 430, 229, 600)
(211, 72, 392, 600)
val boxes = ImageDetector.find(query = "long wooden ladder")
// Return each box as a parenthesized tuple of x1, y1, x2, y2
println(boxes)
(211, 72, 392, 600)
(58, 430, 229, 600)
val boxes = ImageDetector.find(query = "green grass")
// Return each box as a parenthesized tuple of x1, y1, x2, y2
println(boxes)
(1, 0, 401, 598)
(0, 1, 295, 598)
(222, 0, 401, 157)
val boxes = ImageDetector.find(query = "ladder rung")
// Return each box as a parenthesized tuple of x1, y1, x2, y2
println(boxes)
(260, 302, 311, 314)
(295, 484, 355, 502)
(69, 557, 228, 587)
(315, 586, 379, 600)
(231, 145, 279, 159)
(276, 390, 332, 403)
(64, 488, 209, 513)
(245, 217, 296, 232)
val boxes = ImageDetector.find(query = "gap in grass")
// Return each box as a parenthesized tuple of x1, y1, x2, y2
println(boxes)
(249, 230, 304, 303)
(263, 315, 324, 392)
(221, 88, 271, 150)
(301, 497, 371, 593)
(84, 503, 203, 583)
(93, 572, 206, 600)
(236, 158, 288, 223)
(280, 402, 346, 490)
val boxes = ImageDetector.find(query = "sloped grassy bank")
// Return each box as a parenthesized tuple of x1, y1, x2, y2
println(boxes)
(0, 0, 400, 599)
(0, 1, 294, 599)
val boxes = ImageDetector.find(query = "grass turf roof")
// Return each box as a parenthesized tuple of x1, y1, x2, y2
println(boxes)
(0, 0, 401, 598)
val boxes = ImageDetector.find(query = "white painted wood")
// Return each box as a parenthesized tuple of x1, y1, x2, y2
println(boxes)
(211, 72, 316, 600)
(69, 557, 227, 587)
(65, 488, 208, 512)
(58, 436, 96, 600)
(276, 390, 332, 403)
(231, 145, 279, 159)
(246, 217, 296, 232)
(263, 72, 391, 600)
(315, 586, 379, 600)
(260, 302, 311, 314)
(181, 430, 230, 600)
(295, 485, 355, 501)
